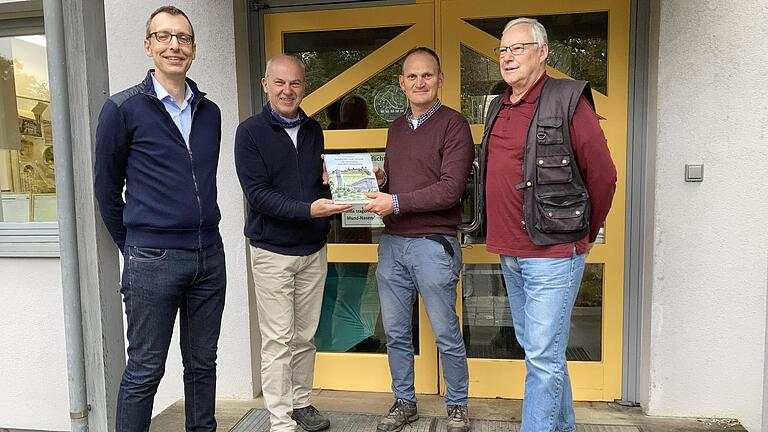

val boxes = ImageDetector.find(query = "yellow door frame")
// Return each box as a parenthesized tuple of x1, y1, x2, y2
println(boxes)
(262, 0, 629, 401)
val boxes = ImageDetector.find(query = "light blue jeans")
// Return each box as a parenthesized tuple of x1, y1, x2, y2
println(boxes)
(376, 234, 469, 406)
(500, 250, 586, 432)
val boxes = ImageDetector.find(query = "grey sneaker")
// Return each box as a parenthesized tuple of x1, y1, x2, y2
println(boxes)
(446, 405, 470, 432)
(376, 399, 419, 432)
(291, 405, 330, 431)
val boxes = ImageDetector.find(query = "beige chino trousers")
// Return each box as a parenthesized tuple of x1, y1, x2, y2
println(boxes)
(250, 245, 327, 432)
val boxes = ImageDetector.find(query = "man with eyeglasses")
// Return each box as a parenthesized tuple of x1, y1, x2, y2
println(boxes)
(479, 18, 616, 432)
(95, 6, 225, 431)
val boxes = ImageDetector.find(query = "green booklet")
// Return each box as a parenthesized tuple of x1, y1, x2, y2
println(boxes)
(325, 152, 379, 205)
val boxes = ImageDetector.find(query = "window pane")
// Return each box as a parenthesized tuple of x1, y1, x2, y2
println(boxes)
(462, 263, 602, 361)
(0, 35, 57, 223)
(466, 12, 608, 94)
(460, 45, 503, 125)
(317, 263, 420, 354)
(284, 26, 409, 94)
(314, 59, 406, 130)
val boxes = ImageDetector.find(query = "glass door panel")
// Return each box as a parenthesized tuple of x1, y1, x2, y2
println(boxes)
(461, 263, 604, 361)
(465, 12, 609, 94)
(284, 26, 410, 94)
(317, 262, 420, 355)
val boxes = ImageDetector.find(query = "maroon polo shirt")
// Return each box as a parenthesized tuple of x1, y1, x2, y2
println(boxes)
(485, 74, 617, 258)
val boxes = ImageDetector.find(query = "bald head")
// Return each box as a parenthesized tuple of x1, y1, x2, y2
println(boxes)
(262, 54, 307, 118)
(265, 55, 306, 79)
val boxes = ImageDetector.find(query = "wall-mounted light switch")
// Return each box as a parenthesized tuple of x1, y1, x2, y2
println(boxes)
(685, 164, 704, 182)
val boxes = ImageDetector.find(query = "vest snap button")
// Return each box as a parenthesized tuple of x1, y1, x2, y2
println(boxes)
(538, 159, 544, 165)
(526, 181, 532, 187)
(575, 210, 581, 215)
(548, 212, 553, 217)
(562, 159, 568, 164)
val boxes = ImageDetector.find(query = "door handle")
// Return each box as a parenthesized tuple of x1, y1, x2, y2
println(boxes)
(459, 160, 482, 233)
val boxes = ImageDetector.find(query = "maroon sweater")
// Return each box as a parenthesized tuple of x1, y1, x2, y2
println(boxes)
(382, 105, 474, 237)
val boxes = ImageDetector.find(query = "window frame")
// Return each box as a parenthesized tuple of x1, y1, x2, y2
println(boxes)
(0, 14, 59, 257)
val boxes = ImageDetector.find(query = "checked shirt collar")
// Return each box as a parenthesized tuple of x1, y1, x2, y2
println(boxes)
(405, 99, 442, 129)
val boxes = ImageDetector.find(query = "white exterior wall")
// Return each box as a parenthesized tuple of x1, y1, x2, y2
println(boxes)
(645, 1, 768, 431)
(0, 258, 70, 431)
(103, 0, 253, 416)
(0, 2, 71, 430)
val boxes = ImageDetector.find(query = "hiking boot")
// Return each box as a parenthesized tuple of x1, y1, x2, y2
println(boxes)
(376, 399, 418, 432)
(446, 405, 470, 432)
(291, 405, 330, 431)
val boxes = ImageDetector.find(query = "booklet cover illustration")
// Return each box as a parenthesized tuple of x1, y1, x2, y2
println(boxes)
(325, 153, 379, 205)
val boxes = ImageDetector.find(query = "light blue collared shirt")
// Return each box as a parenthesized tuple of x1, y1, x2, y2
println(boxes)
(152, 73, 194, 147)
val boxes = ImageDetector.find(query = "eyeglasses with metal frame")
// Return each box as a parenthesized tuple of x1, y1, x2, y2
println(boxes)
(494, 42, 538, 57)
(147, 31, 194, 45)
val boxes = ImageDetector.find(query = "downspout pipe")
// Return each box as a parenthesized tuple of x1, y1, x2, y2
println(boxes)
(42, 0, 89, 430)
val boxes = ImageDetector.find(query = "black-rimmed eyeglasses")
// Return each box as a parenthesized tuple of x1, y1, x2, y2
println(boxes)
(147, 31, 194, 45)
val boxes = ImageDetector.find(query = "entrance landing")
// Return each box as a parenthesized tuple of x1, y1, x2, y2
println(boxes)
(230, 409, 644, 432)
(149, 390, 746, 431)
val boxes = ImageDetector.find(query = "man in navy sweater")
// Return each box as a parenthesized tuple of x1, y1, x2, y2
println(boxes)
(94, 6, 225, 432)
(234, 55, 350, 432)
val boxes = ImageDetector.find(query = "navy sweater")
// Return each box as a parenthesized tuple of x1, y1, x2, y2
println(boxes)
(94, 70, 222, 251)
(234, 105, 329, 256)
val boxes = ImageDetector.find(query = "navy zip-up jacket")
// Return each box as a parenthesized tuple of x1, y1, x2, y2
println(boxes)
(234, 105, 329, 256)
(94, 70, 222, 251)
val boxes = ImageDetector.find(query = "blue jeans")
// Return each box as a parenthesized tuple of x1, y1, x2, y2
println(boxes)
(500, 250, 586, 432)
(376, 234, 469, 406)
(117, 243, 226, 432)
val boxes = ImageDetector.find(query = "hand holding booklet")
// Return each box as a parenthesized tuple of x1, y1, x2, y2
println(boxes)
(324, 153, 379, 207)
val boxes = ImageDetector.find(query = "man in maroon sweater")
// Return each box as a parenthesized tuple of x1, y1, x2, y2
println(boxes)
(480, 18, 617, 432)
(363, 47, 474, 432)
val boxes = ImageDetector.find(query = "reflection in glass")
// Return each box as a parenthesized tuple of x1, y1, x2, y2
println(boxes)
(284, 26, 408, 94)
(0, 35, 57, 223)
(460, 45, 503, 125)
(284, 27, 408, 129)
(465, 12, 608, 94)
(315, 60, 406, 130)
(462, 263, 602, 361)
(317, 263, 420, 354)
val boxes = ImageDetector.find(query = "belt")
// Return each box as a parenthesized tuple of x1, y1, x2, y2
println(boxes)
(425, 235, 455, 257)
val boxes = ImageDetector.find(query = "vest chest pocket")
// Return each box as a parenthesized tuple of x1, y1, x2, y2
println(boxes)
(536, 117, 564, 144)
(534, 192, 589, 233)
(536, 155, 573, 185)
(536, 117, 569, 158)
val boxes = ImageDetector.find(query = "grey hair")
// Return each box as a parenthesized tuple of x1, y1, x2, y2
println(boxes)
(264, 55, 306, 78)
(502, 17, 548, 46)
